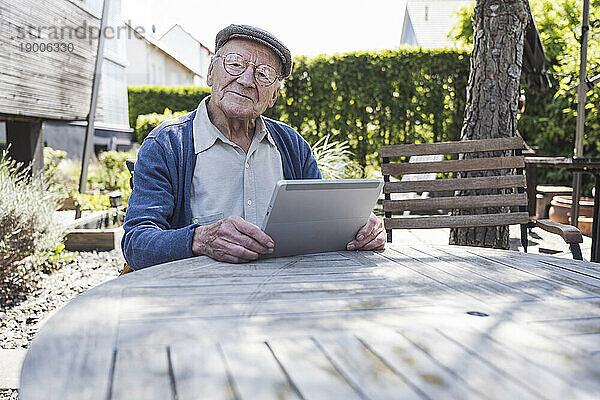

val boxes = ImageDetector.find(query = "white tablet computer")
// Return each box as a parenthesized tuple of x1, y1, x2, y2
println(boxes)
(260, 179, 383, 258)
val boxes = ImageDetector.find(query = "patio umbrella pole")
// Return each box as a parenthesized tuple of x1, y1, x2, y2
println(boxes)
(570, 0, 590, 227)
(75, 0, 110, 219)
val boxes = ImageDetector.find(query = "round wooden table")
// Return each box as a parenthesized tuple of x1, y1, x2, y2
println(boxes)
(20, 244, 600, 399)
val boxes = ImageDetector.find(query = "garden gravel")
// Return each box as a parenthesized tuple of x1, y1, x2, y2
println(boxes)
(0, 390, 18, 400)
(0, 250, 122, 350)
(0, 250, 122, 399)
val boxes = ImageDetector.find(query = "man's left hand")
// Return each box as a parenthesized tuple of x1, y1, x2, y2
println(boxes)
(346, 213, 386, 251)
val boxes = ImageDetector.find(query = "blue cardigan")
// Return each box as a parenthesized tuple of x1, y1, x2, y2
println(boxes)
(122, 110, 322, 270)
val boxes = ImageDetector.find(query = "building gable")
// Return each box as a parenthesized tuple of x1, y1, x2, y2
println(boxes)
(401, 0, 472, 49)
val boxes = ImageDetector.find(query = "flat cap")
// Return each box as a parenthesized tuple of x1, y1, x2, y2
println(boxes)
(215, 24, 293, 78)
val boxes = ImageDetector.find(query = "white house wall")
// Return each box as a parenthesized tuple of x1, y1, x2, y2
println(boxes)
(125, 26, 198, 87)
(94, 0, 129, 128)
(98, 58, 129, 127)
(158, 25, 211, 82)
(401, 0, 471, 49)
(124, 28, 149, 86)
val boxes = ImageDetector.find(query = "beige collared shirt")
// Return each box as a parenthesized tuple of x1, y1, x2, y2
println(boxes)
(190, 97, 283, 227)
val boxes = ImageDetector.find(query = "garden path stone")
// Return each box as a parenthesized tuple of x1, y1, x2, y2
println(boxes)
(0, 349, 26, 389)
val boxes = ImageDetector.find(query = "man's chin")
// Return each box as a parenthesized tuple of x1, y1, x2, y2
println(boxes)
(221, 105, 256, 121)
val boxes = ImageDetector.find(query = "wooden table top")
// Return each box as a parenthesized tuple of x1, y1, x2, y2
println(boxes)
(20, 244, 600, 399)
(525, 156, 600, 172)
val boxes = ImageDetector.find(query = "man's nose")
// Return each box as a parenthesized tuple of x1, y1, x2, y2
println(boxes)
(236, 65, 255, 86)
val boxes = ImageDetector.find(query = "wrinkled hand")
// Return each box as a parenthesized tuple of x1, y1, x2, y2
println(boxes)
(192, 216, 274, 263)
(346, 213, 386, 251)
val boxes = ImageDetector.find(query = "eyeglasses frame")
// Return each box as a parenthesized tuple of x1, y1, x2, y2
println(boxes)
(214, 52, 281, 87)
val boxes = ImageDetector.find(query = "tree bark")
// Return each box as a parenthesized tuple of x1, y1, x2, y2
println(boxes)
(449, 0, 530, 249)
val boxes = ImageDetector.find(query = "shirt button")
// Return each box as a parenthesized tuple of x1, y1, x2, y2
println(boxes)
(193, 218, 199, 224)
(245, 163, 250, 169)
(247, 199, 252, 206)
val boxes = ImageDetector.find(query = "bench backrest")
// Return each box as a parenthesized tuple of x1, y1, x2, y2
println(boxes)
(401, 154, 444, 182)
(381, 137, 529, 231)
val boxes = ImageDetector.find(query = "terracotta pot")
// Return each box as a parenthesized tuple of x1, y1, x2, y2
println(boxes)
(549, 195, 594, 237)
(578, 217, 594, 237)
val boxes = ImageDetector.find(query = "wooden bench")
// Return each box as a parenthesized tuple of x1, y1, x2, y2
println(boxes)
(374, 154, 443, 214)
(381, 137, 584, 260)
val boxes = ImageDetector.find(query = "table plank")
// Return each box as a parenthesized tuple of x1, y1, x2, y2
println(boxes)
(563, 334, 600, 354)
(445, 324, 600, 399)
(111, 345, 173, 400)
(170, 343, 234, 400)
(530, 317, 600, 336)
(220, 341, 300, 399)
(267, 338, 364, 399)
(457, 248, 600, 293)
(19, 291, 120, 400)
(385, 247, 539, 303)
(314, 333, 428, 399)
(398, 328, 542, 400)
(358, 331, 487, 399)
(422, 246, 599, 299)
(20, 327, 114, 400)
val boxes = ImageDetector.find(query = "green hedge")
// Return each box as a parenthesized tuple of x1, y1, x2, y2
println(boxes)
(128, 86, 210, 128)
(129, 49, 470, 170)
(266, 49, 469, 167)
(134, 109, 189, 143)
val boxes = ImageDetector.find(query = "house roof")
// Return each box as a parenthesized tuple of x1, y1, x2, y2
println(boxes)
(401, 0, 472, 49)
(401, 1, 550, 93)
(159, 24, 214, 55)
(124, 20, 205, 76)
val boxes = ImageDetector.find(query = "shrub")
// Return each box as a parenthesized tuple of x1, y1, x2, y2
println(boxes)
(0, 152, 64, 300)
(49, 147, 139, 211)
(128, 86, 210, 128)
(312, 135, 363, 179)
(43, 147, 67, 184)
(134, 108, 189, 143)
(89, 149, 138, 207)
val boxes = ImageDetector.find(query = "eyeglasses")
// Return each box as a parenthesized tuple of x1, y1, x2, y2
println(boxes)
(216, 53, 280, 86)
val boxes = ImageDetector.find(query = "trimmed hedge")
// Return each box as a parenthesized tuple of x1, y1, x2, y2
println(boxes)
(134, 109, 189, 143)
(128, 86, 210, 128)
(129, 49, 470, 170)
(267, 49, 469, 167)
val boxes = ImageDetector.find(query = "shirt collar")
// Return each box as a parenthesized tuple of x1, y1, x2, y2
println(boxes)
(254, 115, 278, 148)
(193, 97, 221, 154)
(193, 96, 278, 154)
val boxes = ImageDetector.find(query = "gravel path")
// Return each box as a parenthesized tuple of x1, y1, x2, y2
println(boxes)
(0, 250, 122, 399)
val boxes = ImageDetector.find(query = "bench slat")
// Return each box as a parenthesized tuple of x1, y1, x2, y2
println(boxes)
(384, 175, 527, 194)
(382, 156, 524, 175)
(384, 212, 530, 229)
(383, 193, 527, 213)
(381, 137, 524, 157)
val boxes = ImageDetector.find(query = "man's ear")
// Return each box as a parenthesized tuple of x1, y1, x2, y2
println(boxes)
(268, 84, 280, 108)
(206, 62, 214, 87)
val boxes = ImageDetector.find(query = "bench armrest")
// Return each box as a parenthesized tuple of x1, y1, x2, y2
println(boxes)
(535, 219, 583, 244)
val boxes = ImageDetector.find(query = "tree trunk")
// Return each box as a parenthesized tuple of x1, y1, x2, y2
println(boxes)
(449, 0, 530, 249)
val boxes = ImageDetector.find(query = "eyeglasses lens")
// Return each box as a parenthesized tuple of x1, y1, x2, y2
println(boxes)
(223, 53, 277, 86)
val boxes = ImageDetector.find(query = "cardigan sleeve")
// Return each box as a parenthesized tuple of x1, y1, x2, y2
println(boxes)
(300, 138, 322, 179)
(121, 137, 197, 270)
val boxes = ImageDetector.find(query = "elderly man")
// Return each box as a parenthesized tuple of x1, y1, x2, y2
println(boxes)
(122, 24, 385, 270)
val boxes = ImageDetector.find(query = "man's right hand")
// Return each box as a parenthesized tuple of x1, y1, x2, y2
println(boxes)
(191, 216, 274, 263)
